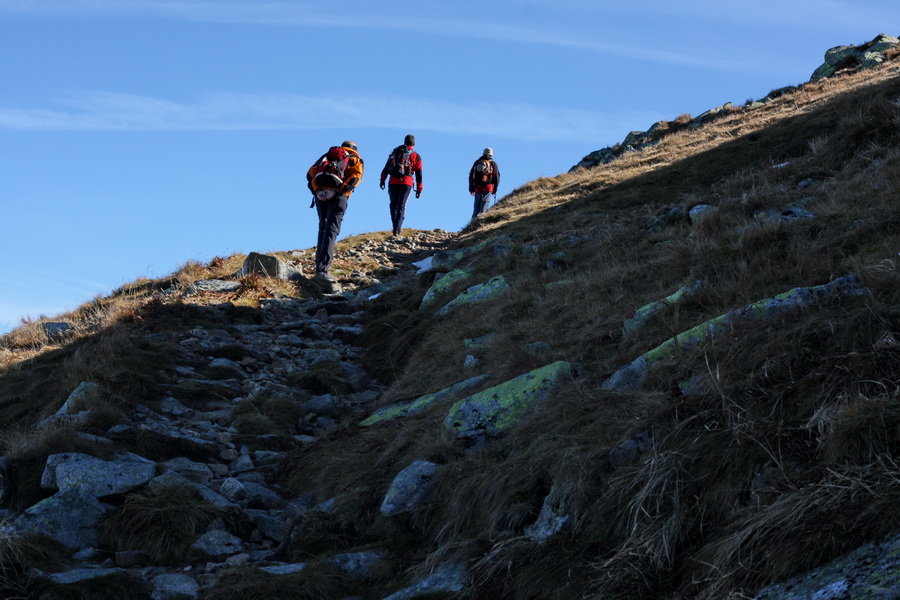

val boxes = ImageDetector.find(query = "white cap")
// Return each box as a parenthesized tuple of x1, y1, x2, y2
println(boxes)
(483, 147, 493, 157)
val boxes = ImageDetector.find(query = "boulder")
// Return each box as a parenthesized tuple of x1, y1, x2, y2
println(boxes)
(240, 252, 304, 281)
(380, 460, 440, 517)
(445, 361, 577, 438)
(14, 489, 109, 548)
(41, 452, 156, 498)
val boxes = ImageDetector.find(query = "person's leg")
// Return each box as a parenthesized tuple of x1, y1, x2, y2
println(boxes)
(388, 185, 402, 234)
(472, 191, 490, 218)
(315, 195, 348, 275)
(389, 184, 412, 234)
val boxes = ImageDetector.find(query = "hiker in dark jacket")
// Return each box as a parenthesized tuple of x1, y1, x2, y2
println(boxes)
(468, 147, 499, 219)
(306, 140, 364, 282)
(379, 134, 423, 236)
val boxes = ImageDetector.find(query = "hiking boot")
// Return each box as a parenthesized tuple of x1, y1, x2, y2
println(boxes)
(314, 271, 335, 282)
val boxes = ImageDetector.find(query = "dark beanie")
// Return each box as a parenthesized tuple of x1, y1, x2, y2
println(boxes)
(404, 134, 415, 146)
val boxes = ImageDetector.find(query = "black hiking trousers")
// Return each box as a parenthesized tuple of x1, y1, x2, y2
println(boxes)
(388, 184, 412, 235)
(315, 194, 348, 275)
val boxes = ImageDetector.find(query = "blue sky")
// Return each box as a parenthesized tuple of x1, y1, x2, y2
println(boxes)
(1, 1, 897, 334)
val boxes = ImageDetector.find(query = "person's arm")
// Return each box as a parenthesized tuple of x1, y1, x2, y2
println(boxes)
(414, 153, 423, 197)
(492, 161, 500, 194)
(341, 154, 364, 197)
(380, 155, 391, 189)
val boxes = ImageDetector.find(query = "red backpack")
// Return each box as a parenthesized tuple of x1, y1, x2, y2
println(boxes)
(314, 146, 350, 189)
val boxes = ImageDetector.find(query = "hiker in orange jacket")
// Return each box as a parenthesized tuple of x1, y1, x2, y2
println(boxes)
(469, 147, 499, 219)
(379, 134, 423, 236)
(306, 140, 364, 281)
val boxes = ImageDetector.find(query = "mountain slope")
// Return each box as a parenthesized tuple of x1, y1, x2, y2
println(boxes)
(2, 44, 900, 600)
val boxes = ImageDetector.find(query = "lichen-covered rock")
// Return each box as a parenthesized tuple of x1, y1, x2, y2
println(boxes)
(603, 275, 868, 391)
(445, 361, 576, 438)
(623, 281, 703, 336)
(435, 275, 510, 316)
(380, 460, 440, 517)
(420, 268, 473, 309)
(360, 374, 490, 427)
(753, 532, 900, 599)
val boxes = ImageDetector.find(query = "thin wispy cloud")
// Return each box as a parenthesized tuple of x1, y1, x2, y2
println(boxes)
(0, 91, 663, 143)
(0, 0, 787, 73)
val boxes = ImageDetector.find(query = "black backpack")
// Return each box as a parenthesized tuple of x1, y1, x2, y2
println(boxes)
(387, 145, 413, 178)
(473, 158, 493, 184)
(314, 146, 350, 189)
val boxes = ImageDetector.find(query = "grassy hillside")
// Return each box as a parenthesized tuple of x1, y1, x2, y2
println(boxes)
(2, 59, 900, 599)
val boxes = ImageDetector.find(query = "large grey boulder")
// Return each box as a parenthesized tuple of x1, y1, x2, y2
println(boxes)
(240, 252, 304, 281)
(14, 489, 109, 548)
(42, 452, 156, 498)
(380, 460, 441, 517)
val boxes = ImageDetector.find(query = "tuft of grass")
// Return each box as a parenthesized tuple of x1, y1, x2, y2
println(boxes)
(98, 483, 224, 563)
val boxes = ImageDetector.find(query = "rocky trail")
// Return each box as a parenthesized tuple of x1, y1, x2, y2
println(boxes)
(9, 230, 459, 599)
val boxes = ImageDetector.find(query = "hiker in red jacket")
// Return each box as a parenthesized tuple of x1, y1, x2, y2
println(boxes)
(379, 134, 423, 236)
(469, 147, 500, 219)
(306, 140, 364, 282)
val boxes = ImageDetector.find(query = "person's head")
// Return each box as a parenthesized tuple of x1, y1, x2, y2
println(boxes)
(341, 140, 358, 151)
(404, 134, 415, 146)
(483, 147, 493, 158)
